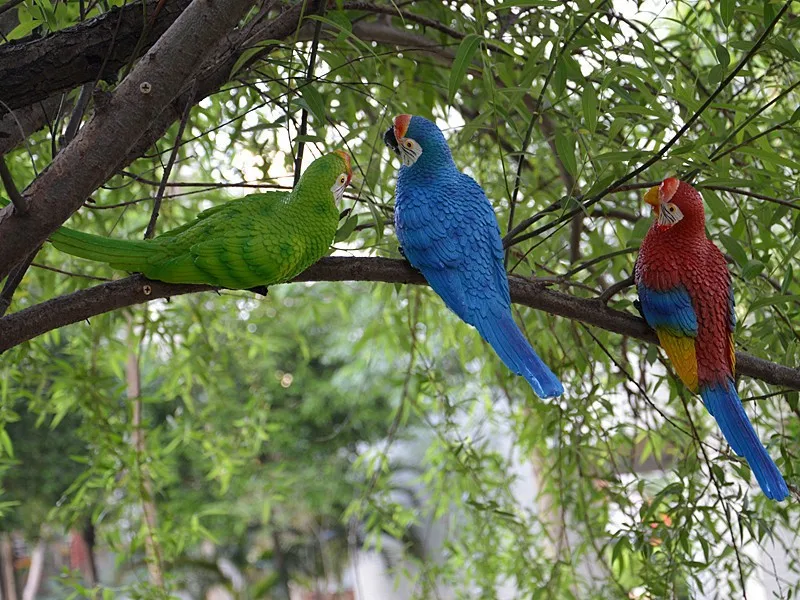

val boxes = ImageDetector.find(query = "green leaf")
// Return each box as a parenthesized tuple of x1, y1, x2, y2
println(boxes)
(721, 0, 735, 26)
(490, 0, 560, 8)
(719, 233, 748, 267)
(582, 83, 598, 133)
(741, 259, 765, 280)
(771, 37, 800, 61)
(750, 293, 800, 310)
(554, 131, 578, 177)
(293, 134, 324, 143)
(708, 64, 725, 85)
(552, 58, 567, 97)
(335, 214, 359, 242)
(449, 34, 482, 102)
(763, 0, 775, 27)
(229, 39, 284, 78)
(738, 146, 800, 171)
(325, 10, 352, 41)
(0, 430, 12, 457)
(702, 190, 728, 220)
(715, 44, 730, 68)
(299, 85, 327, 125)
(781, 263, 794, 293)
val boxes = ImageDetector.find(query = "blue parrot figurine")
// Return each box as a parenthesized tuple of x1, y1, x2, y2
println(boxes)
(384, 114, 563, 398)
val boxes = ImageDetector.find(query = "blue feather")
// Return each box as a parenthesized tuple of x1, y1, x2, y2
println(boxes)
(393, 116, 563, 398)
(637, 284, 698, 337)
(701, 380, 788, 501)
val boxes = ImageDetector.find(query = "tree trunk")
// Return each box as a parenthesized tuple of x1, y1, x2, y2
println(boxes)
(21, 538, 45, 600)
(271, 530, 291, 600)
(0, 534, 17, 600)
(127, 314, 164, 589)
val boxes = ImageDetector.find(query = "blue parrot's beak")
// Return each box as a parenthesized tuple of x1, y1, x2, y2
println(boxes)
(383, 126, 400, 156)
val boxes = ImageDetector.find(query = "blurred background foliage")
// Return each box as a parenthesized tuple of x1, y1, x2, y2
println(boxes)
(1, 0, 799, 598)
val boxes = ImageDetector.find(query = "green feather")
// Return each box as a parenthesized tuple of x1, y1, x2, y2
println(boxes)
(3, 152, 348, 289)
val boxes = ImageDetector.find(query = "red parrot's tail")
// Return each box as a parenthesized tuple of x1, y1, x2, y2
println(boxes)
(701, 380, 788, 501)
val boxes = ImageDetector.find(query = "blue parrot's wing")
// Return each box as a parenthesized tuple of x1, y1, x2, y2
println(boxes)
(394, 170, 563, 398)
(636, 283, 698, 337)
(396, 172, 509, 325)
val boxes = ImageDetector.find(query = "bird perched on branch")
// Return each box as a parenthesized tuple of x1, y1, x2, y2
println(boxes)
(384, 114, 562, 398)
(635, 177, 788, 500)
(39, 151, 352, 289)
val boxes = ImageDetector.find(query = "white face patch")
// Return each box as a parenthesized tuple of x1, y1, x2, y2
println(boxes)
(398, 137, 423, 166)
(657, 202, 684, 228)
(330, 172, 348, 202)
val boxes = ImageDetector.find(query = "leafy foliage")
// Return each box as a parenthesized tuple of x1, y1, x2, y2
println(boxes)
(1, 0, 800, 598)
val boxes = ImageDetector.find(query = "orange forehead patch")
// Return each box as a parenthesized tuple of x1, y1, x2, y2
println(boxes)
(394, 114, 411, 140)
(333, 149, 352, 175)
(660, 177, 679, 202)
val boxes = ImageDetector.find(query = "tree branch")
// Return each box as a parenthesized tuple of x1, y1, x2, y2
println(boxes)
(0, 257, 798, 390)
(0, 0, 257, 280)
(0, 0, 193, 113)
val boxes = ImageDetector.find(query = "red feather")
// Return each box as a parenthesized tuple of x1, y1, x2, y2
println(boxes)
(635, 180, 735, 385)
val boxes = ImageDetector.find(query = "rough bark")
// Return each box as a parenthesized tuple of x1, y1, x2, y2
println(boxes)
(0, 0, 256, 280)
(0, 257, 798, 390)
(0, 0, 193, 113)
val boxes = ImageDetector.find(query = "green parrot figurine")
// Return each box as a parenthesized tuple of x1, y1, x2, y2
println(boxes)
(40, 150, 352, 289)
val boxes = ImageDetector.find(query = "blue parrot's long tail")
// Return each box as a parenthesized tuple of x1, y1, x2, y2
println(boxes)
(477, 313, 563, 399)
(701, 380, 788, 501)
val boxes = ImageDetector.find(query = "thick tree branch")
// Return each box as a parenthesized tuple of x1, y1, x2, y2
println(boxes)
(0, 257, 798, 390)
(0, 0, 193, 113)
(0, 0, 256, 280)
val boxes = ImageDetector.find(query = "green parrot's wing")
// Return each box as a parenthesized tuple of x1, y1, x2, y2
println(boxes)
(156, 191, 288, 239)
(188, 225, 301, 289)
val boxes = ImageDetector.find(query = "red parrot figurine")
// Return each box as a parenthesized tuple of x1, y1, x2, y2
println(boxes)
(635, 178, 788, 501)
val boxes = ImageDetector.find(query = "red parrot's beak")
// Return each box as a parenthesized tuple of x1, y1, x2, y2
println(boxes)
(644, 186, 660, 216)
(644, 186, 660, 206)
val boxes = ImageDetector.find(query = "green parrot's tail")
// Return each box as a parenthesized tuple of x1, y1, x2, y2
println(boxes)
(49, 227, 155, 272)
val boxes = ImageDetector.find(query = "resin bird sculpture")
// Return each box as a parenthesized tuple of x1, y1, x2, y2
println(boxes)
(384, 114, 563, 398)
(41, 151, 352, 289)
(635, 177, 788, 500)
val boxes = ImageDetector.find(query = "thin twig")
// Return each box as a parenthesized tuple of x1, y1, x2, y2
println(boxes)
(293, 0, 325, 186)
(0, 0, 24, 17)
(599, 275, 635, 304)
(0, 156, 27, 216)
(701, 185, 800, 211)
(505, 1, 606, 263)
(0, 248, 38, 318)
(31, 262, 112, 282)
(62, 84, 93, 145)
(144, 83, 196, 239)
